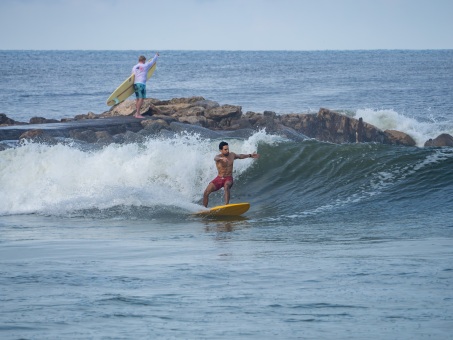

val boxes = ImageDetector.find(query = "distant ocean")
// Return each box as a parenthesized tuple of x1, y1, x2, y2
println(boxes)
(1, 50, 452, 339)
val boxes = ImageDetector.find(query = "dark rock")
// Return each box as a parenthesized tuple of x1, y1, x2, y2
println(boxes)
(0, 113, 20, 126)
(315, 108, 357, 143)
(19, 129, 57, 144)
(360, 120, 387, 144)
(69, 129, 97, 143)
(95, 131, 113, 143)
(278, 109, 391, 144)
(149, 115, 177, 125)
(74, 112, 99, 120)
(0, 116, 143, 141)
(141, 118, 169, 129)
(178, 115, 207, 127)
(0, 97, 443, 148)
(384, 130, 416, 146)
(158, 129, 177, 139)
(279, 113, 318, 136)
(105, 99, 160, 117)
(173, 106, 207, 127)
(123, 130, 146, 143)
(168, 96, 205, 105)
(141, 119, 170, 135)
(141, 103, 162, 117)
(424, 133, 453, 147)
(112, 133, 126, 144)
(244, 111, 279, 131)
(356, 117, 364, 142)
(205, 105, 242, 122)
(191, 99, 220, 110)
(229, 117, 253, 130)
(105, 124, 127, 136)
(29, 117, 60, 124)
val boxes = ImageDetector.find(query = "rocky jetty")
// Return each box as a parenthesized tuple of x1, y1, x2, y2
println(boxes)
(0, 97, 451, 147)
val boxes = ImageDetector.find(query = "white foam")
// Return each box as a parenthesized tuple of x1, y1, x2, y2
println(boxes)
(354, 108, 452, 147)
(0, 132, 280, 216)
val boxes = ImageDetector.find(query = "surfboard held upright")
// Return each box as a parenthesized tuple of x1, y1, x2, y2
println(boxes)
(106, 62, 157, 106)
(195, 203, 250, 217)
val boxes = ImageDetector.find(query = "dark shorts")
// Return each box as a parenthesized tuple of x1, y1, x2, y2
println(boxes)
(134, 83, 146, 99)
(210, 176, 234, 191)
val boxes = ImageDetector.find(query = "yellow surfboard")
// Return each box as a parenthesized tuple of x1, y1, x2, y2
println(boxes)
(106, 62, 157, 106)
(195, 203, 250, 217)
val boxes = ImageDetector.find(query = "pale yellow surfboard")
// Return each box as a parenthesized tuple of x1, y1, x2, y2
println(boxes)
(106, 62, 157, 106)
(194, 203, 250, 217)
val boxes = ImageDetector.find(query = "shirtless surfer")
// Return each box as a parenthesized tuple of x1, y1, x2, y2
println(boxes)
(203, 141, 259, 207)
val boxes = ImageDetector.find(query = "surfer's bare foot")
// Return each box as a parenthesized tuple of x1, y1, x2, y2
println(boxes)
(134, 115, 145, 118)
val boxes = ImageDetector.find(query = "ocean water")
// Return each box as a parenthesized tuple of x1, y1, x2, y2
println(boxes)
(0, 50, 453, 339)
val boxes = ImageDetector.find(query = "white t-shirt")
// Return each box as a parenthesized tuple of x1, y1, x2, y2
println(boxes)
(132, 54, 158, 84)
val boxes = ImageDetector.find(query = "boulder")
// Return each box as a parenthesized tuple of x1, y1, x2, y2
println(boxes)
(29, 117, 60, 124)
(0, 113, 20, 126)
(244, 111, 279, 132)
(106, 98, 160, 117)
(315, 108, 357, 143)
(424, 133, 453, 147)
(172, 105, 206, 118)
(229, 117, 253, 130)
(149, 115, 177, 125)
(167, 96, 205, 105)
(3, 96, 450, 148)
(384, 130, 416, 146)
(19, 129, 57, 144)
(74, 112, 100, 120)
(360, 121, 386, 144)
(69, 129, 97, 143)
(278, 109, 388, 144)
(141, 119, 170, 135)
(178, 115, 207, 126)
(205, 105, 242, 121)
(204, 105, 243, 130)
(123, 130, 146, 144)
(153, 97, 206, 116)
(279, 113, 304, 131)
(191, 99, 220, 110)
(95, 130, 113, 143)
(104, 124, 128, 136)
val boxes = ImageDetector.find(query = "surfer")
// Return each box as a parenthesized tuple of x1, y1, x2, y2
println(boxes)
(203, 141, 259, 207)
(132, 52, 159, 118)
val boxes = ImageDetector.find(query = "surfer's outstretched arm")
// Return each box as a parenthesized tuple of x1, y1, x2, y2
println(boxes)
(235, 152, 259, 159)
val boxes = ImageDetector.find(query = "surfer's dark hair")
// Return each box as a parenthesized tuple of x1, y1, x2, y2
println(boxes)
(219, 141, 228, 150)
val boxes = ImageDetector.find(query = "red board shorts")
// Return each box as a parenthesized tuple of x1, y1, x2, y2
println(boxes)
(210, 176, 234, 191)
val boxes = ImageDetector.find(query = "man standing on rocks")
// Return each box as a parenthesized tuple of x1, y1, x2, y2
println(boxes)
(132, 52, 159, 118)
(203, 141, 259, 207)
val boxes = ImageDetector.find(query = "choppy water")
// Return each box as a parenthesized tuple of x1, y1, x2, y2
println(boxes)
(1, 50, 452, 338)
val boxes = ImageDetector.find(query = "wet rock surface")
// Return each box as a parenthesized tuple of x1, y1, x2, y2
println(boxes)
(1, 97, 451, 147)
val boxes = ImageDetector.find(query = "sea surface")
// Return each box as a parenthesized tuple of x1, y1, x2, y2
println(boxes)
(0, 50, 452, 339)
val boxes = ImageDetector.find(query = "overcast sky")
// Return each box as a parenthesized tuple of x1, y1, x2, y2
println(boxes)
(1, 0, 452, 50)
